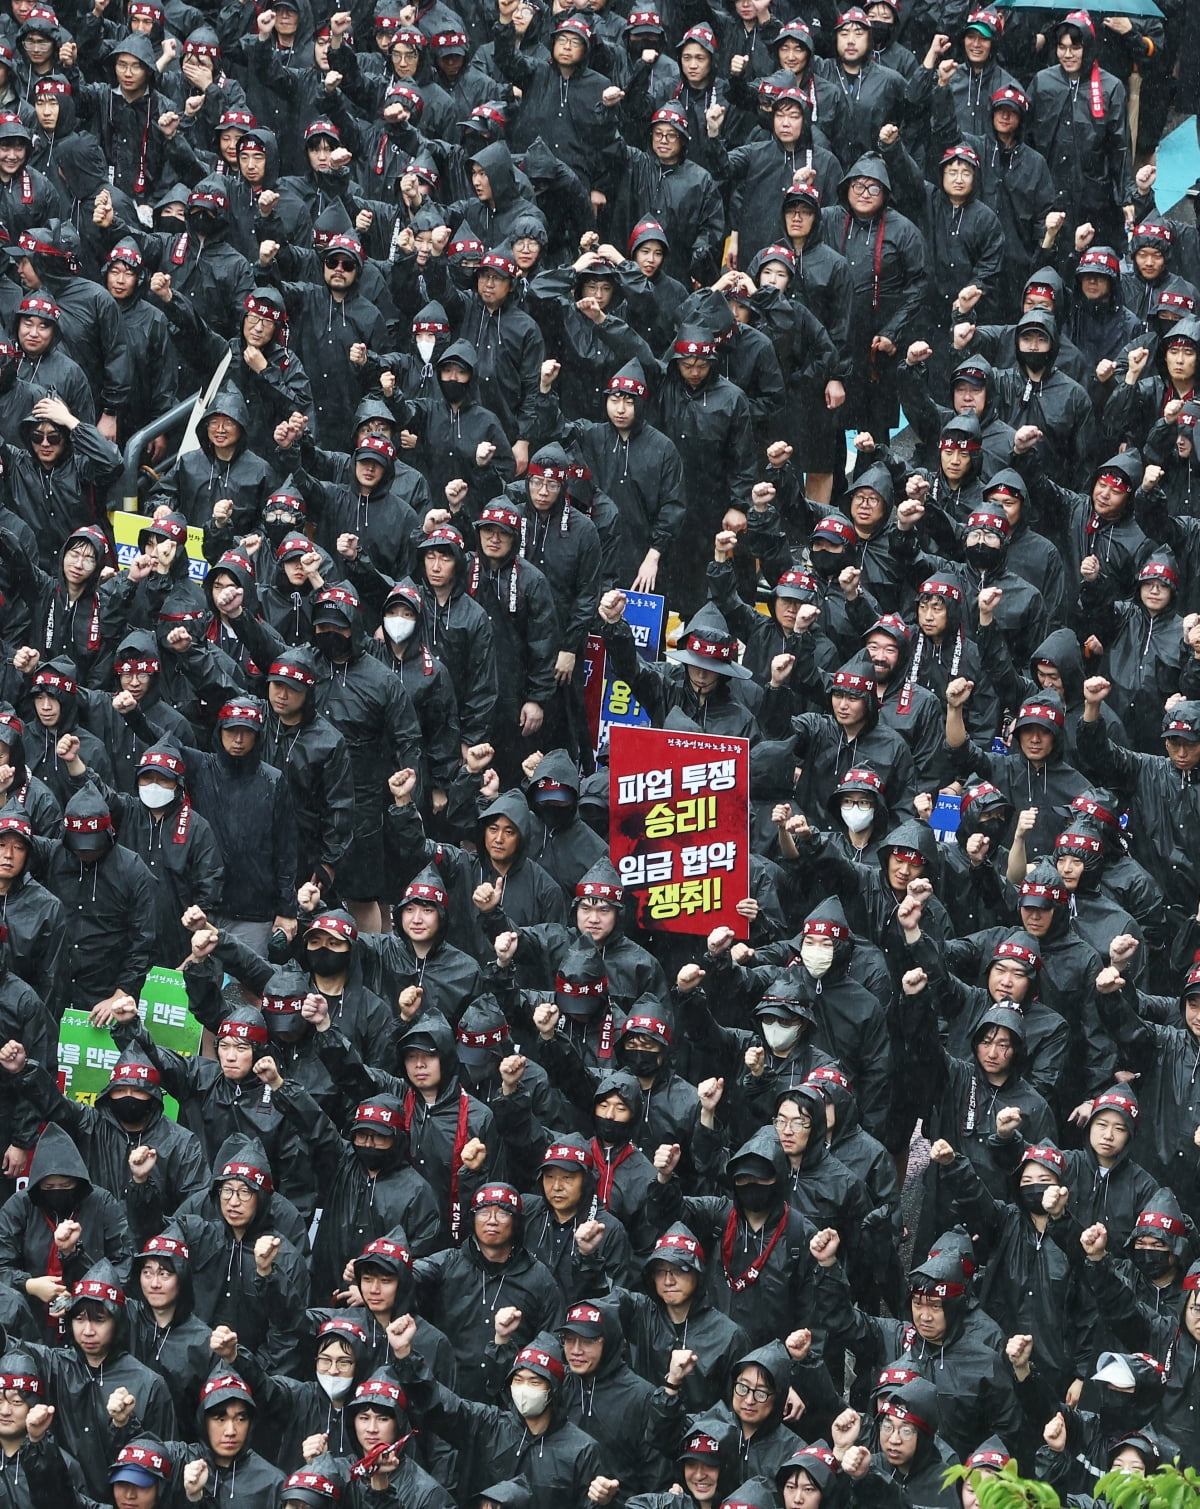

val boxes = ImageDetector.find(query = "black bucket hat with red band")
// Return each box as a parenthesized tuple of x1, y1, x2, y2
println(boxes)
(666, 604, 751, 680)
(556, 943, 610, 1015)
(62, 784, 115, 853)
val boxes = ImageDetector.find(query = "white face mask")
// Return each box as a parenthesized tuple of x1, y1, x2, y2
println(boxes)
(384, 614, 417, 644)
(416, 334, 436, 363)
(840, 802, 874, 833)
(800, 940, 835, 978)
(762, 1020, 802, 1053)
(138, 783, 175, 810)
(316, 1372, 354, 1402)
(510, 1382, 549, 1418)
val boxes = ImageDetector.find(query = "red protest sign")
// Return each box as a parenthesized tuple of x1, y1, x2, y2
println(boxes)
(608, 726, 750, 939)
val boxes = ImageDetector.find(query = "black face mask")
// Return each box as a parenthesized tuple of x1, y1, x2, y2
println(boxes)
(619, 1047, 662, 1078)
(1019, 348, 1050, 376)
(439, 377, 470, 406)
(314, 630, 352, 661)
(189, 210, 219, 236)
(263, 516, 297, 548)
(809, 550, 843, 578)
(303, 945, 347, 979)
(354, 1143, 393, 1175)
(965, 542, 1004, 574)
(534, 802, 574, 831)
(736, 1183, 777, 1213)
(594, 1114, 631, 1146)
(108, 1095, 151, 1126)
(34, 1186, 78, 1217)
(869, 20, 893, 47)
(1017, 1184, 1049, 1214)
(1131, 1247, 1173, 1280)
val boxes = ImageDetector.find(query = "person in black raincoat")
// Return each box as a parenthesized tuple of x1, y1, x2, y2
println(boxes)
(97, 174, 255, 344)
(107, 982, 319, 1217)
(929, 1137, 1100, 1398)
(708, 89, 838, 270)
(983, 312, 1096, 482)
(59, 734, 224, 967)
(817, 153, 925, 438)
(158, 1132, 312, 1375)
(230, 581, 421, 928)
(1036, 1348, 1167, 1495)
(0, 521, 127, 690)
(892, 499, 1051, 675)
(598, 108, 724, 289)
(147, 384, 277, 536)
(126, 1233, 222, 1427)
(484, 854, 668, 1006)
(759, 651, 918, 823)
(899, 986, 1053, 1240)
(699, 899, 891, 1138)
(508, 749, 608, 901)
(1077, 685, 1200, 921)
(899, 351, 1015, 481)
(0, 1344, 82, 1508)
(1, 1036, 209, 1228)
(835, 1372, 961, 1509)
(0, 804, 65, 1006)
(0, 1123, 134, 1333)
(458, 500, 558, 783)
(43, 780, 155, 1015)
(1080, 1220, 1200, 1465)
(599, 597, 761, 740)
(308, 1090, 444, 1303)
(405, 522, 497, 750)
(409, 1182, 561, 1400)
(944, 683, 1086, 862)
(813, 1234, 1024, 1461)
(1025, 11, 1134, 248)
(4, 220, 130, 436)
(259, 231, 388, 445)
(252, 646, 355, 891)
(1066, 246, 1143, 402)
(19, 1259, 176, 1490)
(388, 1320, 602, 1509)
(73, 33, 176, 202)
(544, 357, 686, 593)
(3, 395, 121, 573)
(645, 1125, 828, 1352)
(280, 422, 419, 583)
(553, 1294, 685, 1499)
(149, 279, 315, 455)
(98, 235, 178, 448)
(917, 144, 1004, 374)
(341, 1368, 455, 1509)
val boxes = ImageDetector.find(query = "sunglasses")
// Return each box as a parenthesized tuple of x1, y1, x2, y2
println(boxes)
(325, 255, 357, 272)
(32, 429, 63, 443)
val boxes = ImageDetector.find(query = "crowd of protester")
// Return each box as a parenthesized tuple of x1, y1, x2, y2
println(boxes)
(0, 0, 1197, 1500)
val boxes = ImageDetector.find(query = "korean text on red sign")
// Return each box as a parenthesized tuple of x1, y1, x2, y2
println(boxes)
(608, 726, 751, 938)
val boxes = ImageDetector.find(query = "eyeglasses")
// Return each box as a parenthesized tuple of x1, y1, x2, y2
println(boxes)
(245, 314, 274, 330)
(315, 1355, 356, 1375)
(879, 1420, 917, 1440)
(849, 179, 883, 197)
(325, 256, 357, 272)
(733, 1381, 774, 1402)
(529, 477, 561, 493)
(773, 1114, 812, 1130)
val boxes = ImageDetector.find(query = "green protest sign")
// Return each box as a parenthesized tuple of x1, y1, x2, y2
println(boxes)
(56, 967, 202, 1120)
